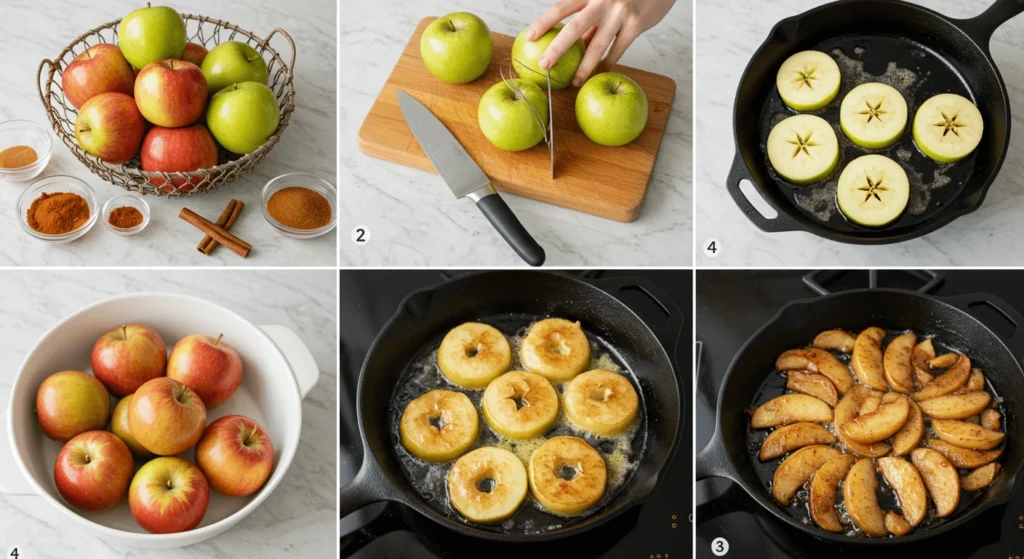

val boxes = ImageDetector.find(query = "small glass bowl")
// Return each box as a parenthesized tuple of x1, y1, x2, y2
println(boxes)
(0, 120, 53, 182)
(17, 176, 98, 244)
(102, 194, 151, 237)
(261, 172, 338, 239)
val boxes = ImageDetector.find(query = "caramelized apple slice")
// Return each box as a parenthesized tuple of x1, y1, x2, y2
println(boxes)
(877, 456, 927, 526)
(961, 462, 1000, 491)
(980, 409, 1001, 431)
(750, 394, 834, 429)
(931, 419, 1004, 450)
(771, 445, 841, 505)
(883, 392, 924, 456)
(843, 457, 887, 536)
(927, 438, 1002, 468)
(911, 448, 960, 517)
(928, 353, 959, 369)
(759, 422, 836, 461)
(884, 332, 916, 393)
(834, 386, 891, 457)
(785, 371, 838, 407)
(851, 327, 888, 391)
(840, 396, 910, 443)
(918, 392, 991, 419)
(812, 329, 856, 353)
(808, 454, 857, 532)
(776, 348, 854, 394)
(885, 512, 912, 536)
(913, 355, 970, 401)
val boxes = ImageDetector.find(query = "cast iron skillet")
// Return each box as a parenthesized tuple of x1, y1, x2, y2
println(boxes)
(727, 0, 1024, 244)
(338, 271, 683, 543)
(696, 271, 1024, 544)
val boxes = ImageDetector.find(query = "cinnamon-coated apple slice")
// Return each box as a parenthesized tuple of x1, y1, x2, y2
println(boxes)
(786, 371, 838, 407)
(918, 392, 990, 419)
(961, 462, 1000, 491)
(956, 368, 986, 393)
(883, 332, 916, 393)
(877, 456, 927, 526)
(843, 457, 887, 537)
(913, 355, 970, 401)
(885, 512, 912, 536)
(883, 392, 925, 456)
(812, 329, 856, 353)
(834, 385, 891, 457)
(929, 353, 959, 369)
(750, 394, 834, 429)
(771, 445, 841, 505)
(775, 348, 854, 394)
(931, 419, 1004, 450)
(840, 396, 910, 443)
(808, 454, 857, 532)
(851, 327, 888, 390)
(759, 422, 836, 461)
(927, 438, 1001, 468)
(858, 394, 882, 415)
(980, 409, 1001, 431)
(911, 448, 960, 517)
(913, 339, 936, 388)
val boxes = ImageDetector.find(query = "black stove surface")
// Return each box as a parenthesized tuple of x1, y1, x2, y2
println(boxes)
(696, 270, 1024, 559)
(340, 270, 691, 559)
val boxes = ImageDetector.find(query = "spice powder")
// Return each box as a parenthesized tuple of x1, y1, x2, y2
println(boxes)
(0, 145, 38, 169)
(266, 186, 332, 230)
(108, 206, 144, 229)
(27, 192, 90, 235)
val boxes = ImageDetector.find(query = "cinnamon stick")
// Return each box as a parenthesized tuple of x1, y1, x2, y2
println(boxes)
(179, 207, 252, 258)
(198, 200, 244, 255)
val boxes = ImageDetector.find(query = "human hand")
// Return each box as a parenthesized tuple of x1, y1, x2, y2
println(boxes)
(525, 0, 676, 87)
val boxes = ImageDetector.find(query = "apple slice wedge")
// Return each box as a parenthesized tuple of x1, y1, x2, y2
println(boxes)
(927, 438, 1002, 468)
(885, 512, 912, 536)
(931, 418, 1004, 450)
(843, 457, 887, 537)
(851, 327, 888, 390)
(911, 448, 960, 517)
(808, 454, 857, 532)
(785, 371, 838, 407)
(980, 409, 1001, 431)
(812, 329, 856, 353)
(771, 445, 841, 505)
(961, 463, 1000, 491)
(883, 332, 916, 393)
(858, 394, 882, 415)
(751, 394, 834, 428)
(834, 386, 891, 457)
(953, 368, 985, 395)
(913, 355, 970, 401)
(759, 422, 836, 461)
(884, 392, 924, 456)
(918, 391, 990, 419)
(776, 348, 854, 394)
(877, 456, 927, 527)
(929, 353, 959, 369)
(840, 396, 910, 443)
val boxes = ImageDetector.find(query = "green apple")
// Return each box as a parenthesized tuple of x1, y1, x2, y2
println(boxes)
(117, 5, 187, 70)
(575, 72, 649, 147)
(206, 82, 280, 154)
(478, 79, 549, 152)
(511, 23, 584, 90)
(201, 41, 269, 94)
(420, 12, 493, 84)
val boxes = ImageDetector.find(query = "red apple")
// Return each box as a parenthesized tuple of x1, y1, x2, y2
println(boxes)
(166, 334, 243, 409)
(111, 394, 152, 458)
(91, 324, 167, 396)
(74, 92, 146, 164)
(195, 415, 274, 496)
(140, 124, 219, 192)
(182, 42, 209, 67)
(129, 457, 209, 533)
(134, 59, 207, 128)
(128, 377, 206, 456)
(54, 430, 133, 511)
(36, 371, 110, 442)
(62, 44, 136, 109)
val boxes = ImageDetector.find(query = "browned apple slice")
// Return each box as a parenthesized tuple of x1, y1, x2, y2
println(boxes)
(914, 367, 934, 388)
(776, 348, 854, 394)
(852, 327, 888, 391)
(759, 422, 836, 461)
(967, 368, 985, 391)
(813, 329, 856, 353)
(771, 445, 842, 504)
(877, 456, 927, 526)
(834, 386, 891, 457)
(927, 438, 1002, 468)
(751, 394, 834, 429)
(911, 448, 960, 517)
(912, 339, 936, 389)
(931, 419, 1004, 450)
(886, 393, 924, 456)
(980, 409, 1001, 431)
(840, 396, 910, 443)
(929, 353, 959, 369)
(858, 394, 882, 415)
(918, 392, 991, 419)
(961, 462, 1000, 491)
(843, 457, 887, 536)
(785, 371, 838, 407)
(913, 355, 971, 401)
(885, 512, 912, 536)
(883, 332, 916, 393)
(808, 454, 857, 532)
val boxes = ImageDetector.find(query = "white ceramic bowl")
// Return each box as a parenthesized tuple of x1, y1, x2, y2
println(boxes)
(0, 292, 319, 549)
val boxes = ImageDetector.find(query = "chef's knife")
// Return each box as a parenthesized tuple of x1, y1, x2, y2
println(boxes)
(396, 90, 546, 267)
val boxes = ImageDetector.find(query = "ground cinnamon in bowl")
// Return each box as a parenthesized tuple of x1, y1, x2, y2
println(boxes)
(27, 192, 90, 234)
(0, 146, 38, 169)
(266, 186, 332, 230)
(108, 206, 144, 229)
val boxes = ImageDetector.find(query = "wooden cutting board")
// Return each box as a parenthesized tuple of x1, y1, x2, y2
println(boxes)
(357, 16, 676, 222)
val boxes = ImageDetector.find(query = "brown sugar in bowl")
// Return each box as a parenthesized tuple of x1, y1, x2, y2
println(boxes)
(261, 173, 337, 239)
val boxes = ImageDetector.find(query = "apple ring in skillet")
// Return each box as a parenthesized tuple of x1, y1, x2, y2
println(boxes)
(448, 447, 528, 524)
(438, 322, 512, 389)
(563, 369, 639, 436)
(399, 389, 479, 462)
(528, 436, 607, 516)
(482, 370, 559, 440)
(520, 318, 591, 382)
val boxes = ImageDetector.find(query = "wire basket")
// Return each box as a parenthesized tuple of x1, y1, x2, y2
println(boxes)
(37, 14, 297, 196)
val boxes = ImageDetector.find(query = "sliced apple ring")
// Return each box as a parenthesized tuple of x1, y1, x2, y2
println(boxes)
(877, 456, 927, 527)
(843, 457, 887, 537)
(836, 155, 910, 228)
(911, 447, 960, 517)
(840, 82, 908, 149)
(766, 115, 840, 185)
(776, 50, 841, 111)
(884, 392, 924, 456)
(931, 419, 1004, 450)
(759, 422, 836, 461)
(927, 438, 1001, 469)
(851, 327, 888, 390)
(913, 93, 984, 163)
(918, 391, 990, 419)
(883, 332, 916, 393)
(771, 445, 841, 505)
(885, 512, 912, 536)
(785, 371, 838, 407)
(913, 355, 970, 401)
(834, 385, 891, 457)
(808, 454, 857, 532)
(776, 348, 854, 395)
(750, 394, 834, 429)
(980, 409, 1001, 431)
(812, 329, 856, 353)
(961, 462, 1000, 491)
(840, 396, 909, 443)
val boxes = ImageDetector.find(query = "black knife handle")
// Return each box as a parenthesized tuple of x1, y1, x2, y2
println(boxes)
(476, 194, 546, 266)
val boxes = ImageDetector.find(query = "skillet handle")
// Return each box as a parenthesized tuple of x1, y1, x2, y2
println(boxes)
(725, 153, 801, 233)
(941, 292, 1024, 356)
(339, 453, 403, 519)
(695, 426, 737, 482)
(591, 276, 684, 354)
(957, 0, 1024, 50)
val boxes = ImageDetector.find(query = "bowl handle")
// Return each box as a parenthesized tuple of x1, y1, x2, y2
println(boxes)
(260, 325, 319, 399)
(263, 28, 297, 71)
(0, 413, 35, 495)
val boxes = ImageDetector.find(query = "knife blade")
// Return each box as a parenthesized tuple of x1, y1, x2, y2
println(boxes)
(396, 89, 546, 266)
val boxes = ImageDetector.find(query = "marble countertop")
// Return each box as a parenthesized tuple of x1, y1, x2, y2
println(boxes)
(0, 270, 337, 558)
(0, 0, 337, 266)
(696, 0, 1024, 266)
(339, 0, 691, 266)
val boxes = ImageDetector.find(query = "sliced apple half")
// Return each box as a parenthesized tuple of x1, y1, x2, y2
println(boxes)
(771, 445, 841, 505)
(785, 371, 838, 407)
(750, 394, 834, 428)
(877, 456, 927, 527)
(812, 329, 856, 353)
(913, 354, 970, 401)
(911, 447, 960, 517)
(885, 512, 912, 537)
(931, 418, 1004, 450)
(776, 50, 841, 111)
(883, 332, 916, 393)
(759, 421, 836, 461)
(929, 353, 959, 369)
(840, 82, 908, 149)
(836, 155, 910, 228)
(913, 93, 984, 163)
(927, 438, 1002, 469)
(767, 115, 839, 185)
(918, 391, 990, 419)
(808, 454, 857, 532)
(840, 396, 910, 443)
(980, 409, 1001, 431)
(843, 457, 887, 537)
(961, 462, 1000, 491)
(776, 348, 854, 394)
(834, 385, 891, 457)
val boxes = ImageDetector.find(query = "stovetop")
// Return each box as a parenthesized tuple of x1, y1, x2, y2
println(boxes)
(696, 270, 1024, 559)
(339, 270, 691, 558)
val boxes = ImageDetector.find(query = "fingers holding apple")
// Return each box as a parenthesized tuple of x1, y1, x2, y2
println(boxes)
(135, 60, 208, 128)
(141, 124, 219, 192)
(478, 79, 550, 152)
(111, 395, 152, 459)
(129, 457, 210, 534)
(91, 324, 168, 396)
(54, 430, 133, 511)
(62, 44, 136, 110)
(128, 377, 207, 456)
(75, 92, 146, 164)
(196, 415, 274, 497)
(511, 23, 585, 91)
(575, 72, 649, 147)
(201, 41, 269, 94)
(206, 82, 280, 155)
(118, 5, 187, 70)
(36, 371, 111, 442)
(420, 12, 493, 84)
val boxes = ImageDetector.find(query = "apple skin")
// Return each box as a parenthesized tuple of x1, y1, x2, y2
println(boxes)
(200, 41, 268, 94)
(129, 457, 209, 534)
(141, 124, 219, 192)
(54, 430, 133, 511)
(74, 92, 146, 164)
(195, 415, 274, 496)
(575, 72, 649, 147)
(61, 44, 136, 110)
(111, 395, 152, 458)
(128, 377, 207, 456)
(206, 82, 280, 154)
(511, 23, 585, 91)
(478, 79, 550, 151)
(36, 371, 110, 442)
(91, 324, 167, 397)
(118, 5, 187, 70)
(182, 42, 209, 67)
(166, 334, 243, 409)
(420, 12, 493, 84)
(134, 60, 207, 128)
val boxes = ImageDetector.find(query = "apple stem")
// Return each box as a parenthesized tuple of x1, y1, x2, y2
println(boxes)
(446, 19, 457, 32)
(214, 333, 224, 347)
(121, 325, 127, 340)
(166, 480, 173, 489)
